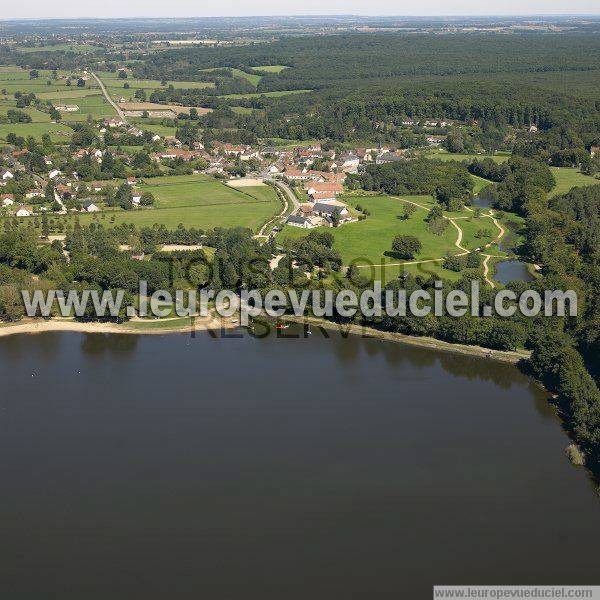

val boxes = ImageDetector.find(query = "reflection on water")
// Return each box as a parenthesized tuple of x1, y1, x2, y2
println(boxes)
(494, 260, 535, 285)
(472, 195, 493, 209)
(0, 329, 598, 599)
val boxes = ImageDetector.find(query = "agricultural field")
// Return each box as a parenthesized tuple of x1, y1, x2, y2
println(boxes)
(549, 167, 599, 197)
(423, 151, 512, 163)
(0, 66, 116, 135)
(96, 71, 214, 103)
(128, 120, 177, 137)
(55, 95, 117, 121)
(229, 68, 262, 87)
(0, 122, 73, 142)
(73, 175, 281, 232)
(0, 68, 96, 95)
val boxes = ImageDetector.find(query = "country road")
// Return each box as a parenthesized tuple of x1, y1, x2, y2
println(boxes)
(90, 71, 127, 123)
(256, 179, 299, 238)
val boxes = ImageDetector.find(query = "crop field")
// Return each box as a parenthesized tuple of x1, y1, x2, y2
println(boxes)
(35, 88, 102, 100)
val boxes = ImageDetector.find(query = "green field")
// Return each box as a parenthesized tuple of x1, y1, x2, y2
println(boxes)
(471, 174, 493, 194)
(129, 120, 177, 137)
(56, 94, 116, 121)
(137, 175, 269, 209)
(229, 68, 262, 87)
(72, 176, 281, 232)
(0, 68, 99, 96)
(97, 71, 214, 103)
(424, 151, 511, 163)
(550, 167, 599, 197)
(231, 106, 255, 115)
(0, 122, 73, 141)
(0, 101, 52, 123)
(250, 65, 288, 73)
(35, 88, 101, 100)
(278, 194, 461, 270)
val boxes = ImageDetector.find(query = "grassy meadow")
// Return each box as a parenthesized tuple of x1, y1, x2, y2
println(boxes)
(73, 175, 281, 232)
(550, 167, 599, 197)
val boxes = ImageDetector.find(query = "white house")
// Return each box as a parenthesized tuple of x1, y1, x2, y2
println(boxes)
(82, 200, 100, 213)
(55, 104, 79, 112)
(2, 196, 15, 207)
(286, 214, 318, 229)
(1, 169, 14, 180)
(48, 169, 61, 179)
(16, 206, 33, 217)
(132, 196, 141, 206)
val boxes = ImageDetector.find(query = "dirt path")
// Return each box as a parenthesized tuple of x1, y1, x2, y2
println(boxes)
(482, 255, 495, 288)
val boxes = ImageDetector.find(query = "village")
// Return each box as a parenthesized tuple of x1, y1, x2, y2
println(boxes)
(0, 110, 468, 228)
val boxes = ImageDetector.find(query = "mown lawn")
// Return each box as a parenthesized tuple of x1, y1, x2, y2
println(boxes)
(138, 175, 270, 209)
(75, 200, 279, 232)
(70, 177, 281, 232)
(278, 194, 460, 266)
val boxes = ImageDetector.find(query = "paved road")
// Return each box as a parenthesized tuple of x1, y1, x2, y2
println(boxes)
(270, 179, 300, 214)
(90, 71, 127, 124)
(256, 179, 299, 238)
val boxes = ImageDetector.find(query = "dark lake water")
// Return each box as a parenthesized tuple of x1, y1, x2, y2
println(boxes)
(1, 327, 599, 599)
(494, 260, 536, 285)
(472, 195, 493, 209)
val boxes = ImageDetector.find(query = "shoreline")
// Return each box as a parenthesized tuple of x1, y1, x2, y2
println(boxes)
(284, 315, 529, 364)
(0, 314, 529, 364)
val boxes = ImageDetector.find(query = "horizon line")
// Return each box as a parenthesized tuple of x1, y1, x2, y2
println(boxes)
(2, 13, 600, 22)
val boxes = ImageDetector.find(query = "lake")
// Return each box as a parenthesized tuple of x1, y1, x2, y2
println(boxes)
(1, 327, 599, 599)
